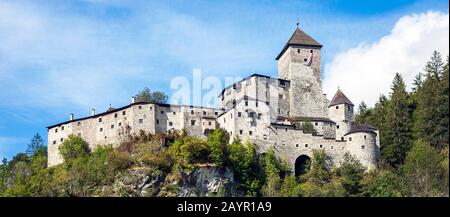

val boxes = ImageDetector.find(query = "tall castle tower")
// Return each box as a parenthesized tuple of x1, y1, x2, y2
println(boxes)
(276, 25, 328, 118)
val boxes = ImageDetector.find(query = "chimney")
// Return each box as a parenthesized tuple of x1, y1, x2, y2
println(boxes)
(91, 109, 96, 116)
(131, 97, 136, 104)
(69, 113, 74, 121)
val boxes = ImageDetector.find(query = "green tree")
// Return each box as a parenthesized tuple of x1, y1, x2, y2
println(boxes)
(134, 87, 168, 104)
(354, 101, 372, 125)
(366, 171, 402, 197)
(26, 133, 46, 157)
(228, 139, 261, 196)
(339, 153, 366, 196)
(206, 128, 229, 167)
(403, 139, 445, 197)
(58, 135, 90, 165)
(415, 52, 449, 149)
(261, 149, 287, 197)
(280, 175, 301, 197)
(382, 73, 413, 167)
(0, 158, 8, 194)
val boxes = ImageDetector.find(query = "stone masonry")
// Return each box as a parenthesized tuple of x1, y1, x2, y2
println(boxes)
(47, 26, 380, 173)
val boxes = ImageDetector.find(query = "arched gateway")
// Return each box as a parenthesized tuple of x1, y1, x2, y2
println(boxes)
(295, 155, 311, 177)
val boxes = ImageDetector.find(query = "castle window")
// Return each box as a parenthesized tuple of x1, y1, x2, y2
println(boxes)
(364, 135, 367, 140)
(279, 94, 283, 99)
(169, 122, 173, 126)
(285, 129, 288, 132)
(215, 112, 218, 115)
(139, 119, 143, 124)
(361, 145, 365, 150)
(336, 125, 339, 129)
(111, 124, 114, 129)
(263, 134, 267, 140)
(77, 122, 81, 126)
(105, 136, 107, 139)
(305, 144, 308, 148)
(255, 102, 258, 107)
(118, 122, 122, 127)
(341, 137, 344, 141)
(53, 141, 56, 145)
(123, 111, 126, 115)
(99, 118, 102, 123)
(203, 111, 206, 115)
(349, 137, 352, 141)
(331, 146, 334, 149)
(114, 113, 118, 118)
(315, 122, 318, 126)
(266, 101, 270, 105)
(348, 106, 351, 110)
(249, 131, 253, 135)
(100, 128, 103, 132)
(156, 119, 159, 124)
(330, 124, 332, 127)
(150, 107, 153, 110)
(245, 101, 248, 106)
(249, 112, 254, 118)
(239, 130, 243, 135)
(320, 145, 323, 148)
(336, 106, 339, 109)
(173, 112, 176, 115)
(304, 58, 308, 62)
(297, 49, 300, 53)
(160, 111, 164, 114)
(296, 144, 299, 147)
(238, 112, 242, 117)
(258, 113, 262, 119)
(61, 126, 64, 131)
(191, 120, 196, 126)
(287, 111, 290, 116)
(191, 110, 194, 115)
(224, 118, 226, 123)
(208, 121, 211, 126)
(60, 138, 63, 142)
(138, 106, 142, 109)
(278, 109, 281, 114)
(279, 80, 286, 87)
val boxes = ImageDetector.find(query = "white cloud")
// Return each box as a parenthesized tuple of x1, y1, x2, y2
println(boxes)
(323, 11, 449, 107)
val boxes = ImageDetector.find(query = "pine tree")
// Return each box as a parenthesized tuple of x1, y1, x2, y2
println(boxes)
(415, 52, 448, 149)
(382, 73, 412, 167)
(26, 133, 45, 157)
(354, 101, 371, 125)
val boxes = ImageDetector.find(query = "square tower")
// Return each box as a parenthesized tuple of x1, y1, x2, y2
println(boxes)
(276, 26, 328, 118)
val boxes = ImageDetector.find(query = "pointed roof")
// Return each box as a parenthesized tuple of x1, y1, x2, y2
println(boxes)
(329, 89, 354, 107)
(275, 27, 322, 60)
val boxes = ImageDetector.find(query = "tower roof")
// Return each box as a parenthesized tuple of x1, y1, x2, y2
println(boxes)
(329, 89, 354, 107)
(275, 26, 322, 60)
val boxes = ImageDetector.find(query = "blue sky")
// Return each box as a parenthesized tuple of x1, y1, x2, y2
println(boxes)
(0, 0, 449, 159)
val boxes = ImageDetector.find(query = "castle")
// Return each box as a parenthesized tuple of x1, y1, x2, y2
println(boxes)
(47, 26, 380, 174)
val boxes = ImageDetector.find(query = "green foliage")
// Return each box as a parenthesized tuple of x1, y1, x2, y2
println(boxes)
(299, 122, 317, 134)
(134, 87, 168, 104)
(26, 133, 46, 157)
(170, 136, 210, 170)
(206, 128, 230, 167)
(365, 171, 402, 197)
(382, 73, 413, 167)
(354, 101, 372, 125)
(403, 139, 445, 197)
(415, 52, 449, 149)
(339, 153, 366, 196)
(280, 175, 301, 197)
(59, 135, 90, 164)
(228, 138, 261, 196)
